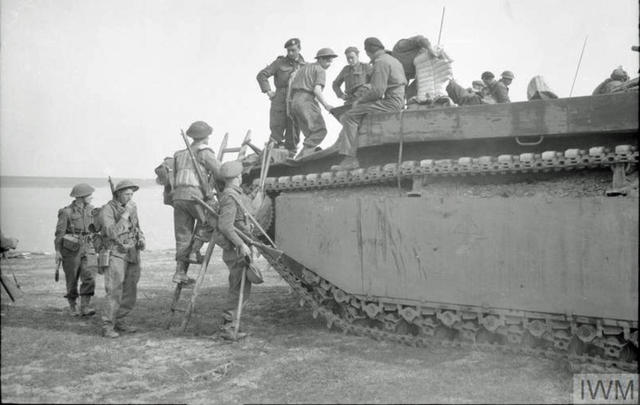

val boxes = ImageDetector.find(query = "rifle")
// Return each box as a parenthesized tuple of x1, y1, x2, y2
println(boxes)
(180, 130, 214, 199)
(108, 176, 116, 198)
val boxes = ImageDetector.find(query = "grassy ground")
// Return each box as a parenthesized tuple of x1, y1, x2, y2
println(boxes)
(1, 250, 575, 404)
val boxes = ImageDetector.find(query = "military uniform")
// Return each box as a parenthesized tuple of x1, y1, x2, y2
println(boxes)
(256, 54, 305, 152)
(54, 199, 96, 308)
(290, 62, 329, 153)
(332, 62, 373, 105)
(217, 184, 252, 313)
(486, 80, 510, 103)
(171, 121, 221, 283)
(336, 48, 407, 160)
(98, 182, 144, 336)
(446, 80, 484, 106)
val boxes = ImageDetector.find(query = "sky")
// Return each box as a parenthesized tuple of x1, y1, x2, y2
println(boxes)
(1, 0, 638, 178)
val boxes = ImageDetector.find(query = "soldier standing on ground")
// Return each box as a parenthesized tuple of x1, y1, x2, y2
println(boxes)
(171, 121, 221, 285)
(216, 160, 254, 338)
(289, 47, 338, 159)
(54, 183, 97, 317)
(331, 37, 407, 171)
(257, 38, 305, 157)
(98, 180, 145, 338)
(332, 46, 373, 106)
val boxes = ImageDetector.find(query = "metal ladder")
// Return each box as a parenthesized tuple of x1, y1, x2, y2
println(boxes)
(165, 130, 253, 332)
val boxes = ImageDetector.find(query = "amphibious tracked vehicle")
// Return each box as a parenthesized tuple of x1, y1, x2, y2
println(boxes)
(245, 90, 638, 370)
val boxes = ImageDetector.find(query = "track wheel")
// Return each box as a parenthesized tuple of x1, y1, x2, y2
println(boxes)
(568, 337, 587, 356)
(396, 319, 420, 336)
(434, 325, 457, 342)
(476, 328, 497, 344)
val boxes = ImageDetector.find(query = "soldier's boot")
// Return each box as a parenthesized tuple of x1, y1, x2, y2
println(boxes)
(79, 296, 96, 316)
(331, 156, 360, 171)
(67, 298, 80, 317)
(294, 146, 316, 160)
(115, 321, 138, 334)
(187, 238, 205, 264)
(172, 261, 195, 285)
(102, 326, 120, 338)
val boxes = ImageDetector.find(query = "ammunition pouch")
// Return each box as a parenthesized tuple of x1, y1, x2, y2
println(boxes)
(62, 234, 81, 252)
(86, 251, 99, 272)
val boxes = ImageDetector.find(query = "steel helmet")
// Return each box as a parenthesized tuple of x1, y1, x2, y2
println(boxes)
(114, 180, 139, 193)
(246, 263, 264, 284)
(186, 121, 213, 140)
(315, 48, 338, 59)
(481, 71, 495, 81)
(70, 183, 95, 198)
(220, 160, 243, 179)
(611, 67, 628, 81)
(501, 70, 515, 80)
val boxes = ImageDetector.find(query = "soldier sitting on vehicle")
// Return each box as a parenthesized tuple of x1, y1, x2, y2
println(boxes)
(331, 37, 407, 171)
(332, 46, 373, 106)
(481, 71, 512, 103)
(446, 79, 492, 106)
(593, 67, 629, 95)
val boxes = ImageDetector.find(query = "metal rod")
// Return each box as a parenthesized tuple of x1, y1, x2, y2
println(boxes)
(569, 36, 588, 97)
(437, 6, 446, 47)
(233, 267, 247, 340)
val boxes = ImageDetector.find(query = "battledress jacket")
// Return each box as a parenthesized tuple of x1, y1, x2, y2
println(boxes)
(54, 201, 95, 255)
(99, 199, 144, 262)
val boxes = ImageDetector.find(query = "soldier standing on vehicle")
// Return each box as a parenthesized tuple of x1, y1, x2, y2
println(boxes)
(98, 180, 145, 338)
(482, 71, 511, 103)
(216, 160, 254, 337)
(256, 38, 305, 157)
(332, 46, 373, 106)
(171, 121, 221, 285)
(289, 47, 338, 159)
(331, 37, 407, 171)
(54, 183, 97, 317)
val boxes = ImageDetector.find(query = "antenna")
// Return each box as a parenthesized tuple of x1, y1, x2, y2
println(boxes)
(569, 36, 588, 97)
(436, 7, 446, 47)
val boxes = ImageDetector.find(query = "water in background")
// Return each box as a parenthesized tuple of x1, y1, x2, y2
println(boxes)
(0, 185, 174, 253)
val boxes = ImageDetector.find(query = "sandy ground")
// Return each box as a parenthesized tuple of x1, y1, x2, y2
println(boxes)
(1, 250, 576, 404)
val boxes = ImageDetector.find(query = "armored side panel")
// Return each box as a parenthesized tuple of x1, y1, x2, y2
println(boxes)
(275, 189, 638, 321)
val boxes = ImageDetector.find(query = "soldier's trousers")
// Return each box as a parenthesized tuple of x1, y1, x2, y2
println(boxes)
(173, 199, 211, 263)
(337, 93, 405, 157)
(222, 248, 252, 311)
(270, 88, 299, 151)
(61, 249, 95, 299)
(290, 91, 327, 149)
(446, 81, 482, 106)
(101, 255, 140, 327)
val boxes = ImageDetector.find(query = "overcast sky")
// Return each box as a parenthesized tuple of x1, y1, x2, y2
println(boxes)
(1, 0, 638, 178)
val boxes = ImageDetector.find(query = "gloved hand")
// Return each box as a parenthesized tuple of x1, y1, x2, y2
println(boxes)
(136, 239, 146, 251)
